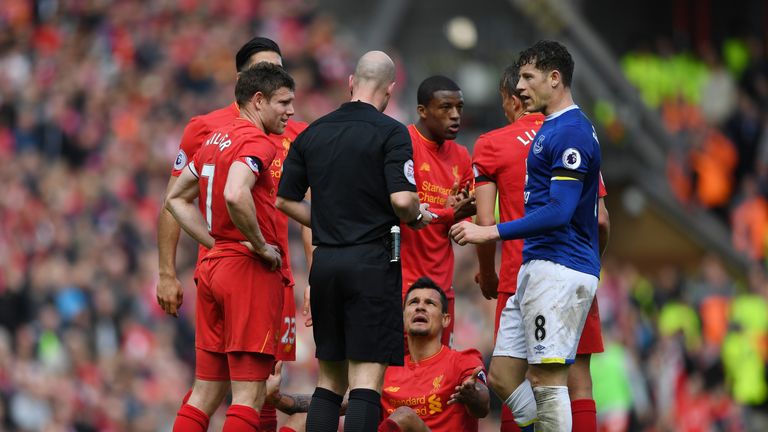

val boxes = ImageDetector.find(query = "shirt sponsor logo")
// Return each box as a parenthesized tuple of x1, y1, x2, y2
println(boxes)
(533, 134, 545, 154)
(428, 394, 443, 414)
(174, 149, 187, 170)
(404, 159, 416, 185)
(562, 148, 581, 169)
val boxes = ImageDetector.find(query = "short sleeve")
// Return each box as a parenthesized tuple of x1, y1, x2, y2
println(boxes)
(457, 349, 487, 384)
(384, 123, 417, 194)
(598, 171, 607, 197)
(459, 147, 474, 188)
(238, 134, 276, 179)
(549, 127, 594, 181)
(277, 133, 309, 200)
(172, 117, 208, 177)
(472, 136, 497, 186)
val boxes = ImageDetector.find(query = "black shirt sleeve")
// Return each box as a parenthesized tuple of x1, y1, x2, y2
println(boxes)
(277, 134, 309, 201)
(384, 123, 417, 194)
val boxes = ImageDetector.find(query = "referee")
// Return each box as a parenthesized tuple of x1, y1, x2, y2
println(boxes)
(277, 50, 431, 432)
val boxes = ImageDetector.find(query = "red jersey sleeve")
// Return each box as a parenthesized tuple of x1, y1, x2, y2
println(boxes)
(598, 171, 607, 198)
(472, 135, 497, 186)
(456, 348, 487, 384)
(237, 134, 277, 178)
(172, 116, 209, 177)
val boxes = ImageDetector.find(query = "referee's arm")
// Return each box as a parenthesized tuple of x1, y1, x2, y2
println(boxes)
(276, 137, 312, 227)
(386, 125, 430, 229)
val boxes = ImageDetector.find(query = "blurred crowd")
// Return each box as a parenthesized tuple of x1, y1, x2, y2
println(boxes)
(1, 1, 768, 432)
(621, 36, 768, 266)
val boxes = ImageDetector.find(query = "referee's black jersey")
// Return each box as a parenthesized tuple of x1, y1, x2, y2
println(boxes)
(278, 101, 416, 246)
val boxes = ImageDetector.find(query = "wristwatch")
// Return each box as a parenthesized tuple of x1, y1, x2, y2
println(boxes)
(407, 213, 423, 227)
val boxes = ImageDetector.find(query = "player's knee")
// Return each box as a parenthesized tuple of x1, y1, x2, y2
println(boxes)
(528, 363, 568, 387)
(189, 380, 229, 415)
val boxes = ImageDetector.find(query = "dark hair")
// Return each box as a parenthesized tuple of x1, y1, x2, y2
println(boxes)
(235, 63, 295, 107)
(417, 75, 461, 106)
(499, 64, 520, 98)
(515, 40, 574, 87)
(405, 277, 448, 313)
(235, 37, 282, 72)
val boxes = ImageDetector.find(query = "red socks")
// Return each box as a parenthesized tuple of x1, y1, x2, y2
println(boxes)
(223, 404, 261, 432)
(173, 404, 210, 432)
(260, 403, 277, 432)
(180, 389, 193, 407)
(571, 399, 597, 432)
(500, 404, 522, 432)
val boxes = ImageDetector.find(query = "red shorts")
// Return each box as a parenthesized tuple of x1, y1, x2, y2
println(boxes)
(196, 253, 284, 355)
(275, 283, 297, 361)
(195, 348, 275, 381)
(494, 291, 603, 354)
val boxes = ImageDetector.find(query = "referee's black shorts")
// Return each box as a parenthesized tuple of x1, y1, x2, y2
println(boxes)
(309, 239, 404, 366)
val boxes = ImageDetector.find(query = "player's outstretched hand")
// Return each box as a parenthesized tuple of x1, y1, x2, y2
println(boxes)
(448, 366, 485, 406)
(156, 275, 184, 317)
(303, 285, 313, 327)
(453, 195, 477, 220)
(450, 221, 499, 245)
(474, 271, 499, 300)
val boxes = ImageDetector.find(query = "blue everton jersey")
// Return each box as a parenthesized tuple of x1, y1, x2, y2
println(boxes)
(522, 105, 601, 277)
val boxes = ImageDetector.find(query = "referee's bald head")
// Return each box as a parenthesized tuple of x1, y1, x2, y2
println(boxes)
(352, 51, 395, 90)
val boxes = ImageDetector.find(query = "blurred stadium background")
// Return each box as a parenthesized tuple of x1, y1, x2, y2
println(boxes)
(1, 0, 768, 430)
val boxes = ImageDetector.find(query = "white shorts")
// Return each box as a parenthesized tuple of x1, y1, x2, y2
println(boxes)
(492, 260, 598, 364)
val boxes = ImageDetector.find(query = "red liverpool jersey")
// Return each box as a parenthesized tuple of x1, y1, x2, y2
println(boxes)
(381, 346, 486, 432)
(189, 119, 279, 254)
(400, 124, 473, 298)
(473, 113, 607, 294)
(267, 120, 308, 287)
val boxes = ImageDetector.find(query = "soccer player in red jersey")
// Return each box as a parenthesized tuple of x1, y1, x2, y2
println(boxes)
(472, 64, 610, 432)
(157, 36, 307, 431)
(381, 276, 490, 431)
(401, 76, 476, 347)
(165, 63, 295, 432)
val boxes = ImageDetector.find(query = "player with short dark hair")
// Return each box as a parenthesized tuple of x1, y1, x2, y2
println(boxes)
(166, 62, 295, 432)
(451, 40, 602, 431)
(156, 36, 306, 431)
(401, 75, 475, 348)
(474, 62, 610, 432)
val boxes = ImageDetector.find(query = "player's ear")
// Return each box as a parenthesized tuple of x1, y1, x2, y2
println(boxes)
(550, 69, 560, 88)
(416, 104, 427, 119)
(348, 75, 355, 94)
(442, 312, 451, 329)
(252, 91, 265, 109)
(387, 81, 396, 96)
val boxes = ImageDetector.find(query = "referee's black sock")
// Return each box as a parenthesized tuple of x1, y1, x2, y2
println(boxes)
(306, 387, 343, 432)
(344, 388, 381, 432)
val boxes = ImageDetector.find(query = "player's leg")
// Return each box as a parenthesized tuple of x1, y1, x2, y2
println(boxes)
(307, 245, 348, 432)
(522, 261, 598, 432)
(569, 298, 603, 432)
(489, 282, 537, 431)
(495, 292, 522, 432)
(263, 283, 299, 432)
(279, 413, 308, 432)
(379, 406, 430, 432)
(221, 352, 275, 432)
(174, 259, 229, 432)
(343, 242, 403, 432)
(569, 354, 597, 432)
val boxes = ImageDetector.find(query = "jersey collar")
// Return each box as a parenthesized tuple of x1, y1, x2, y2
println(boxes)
(411, 124, 440, 151)
(544, 104, 579, 121)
